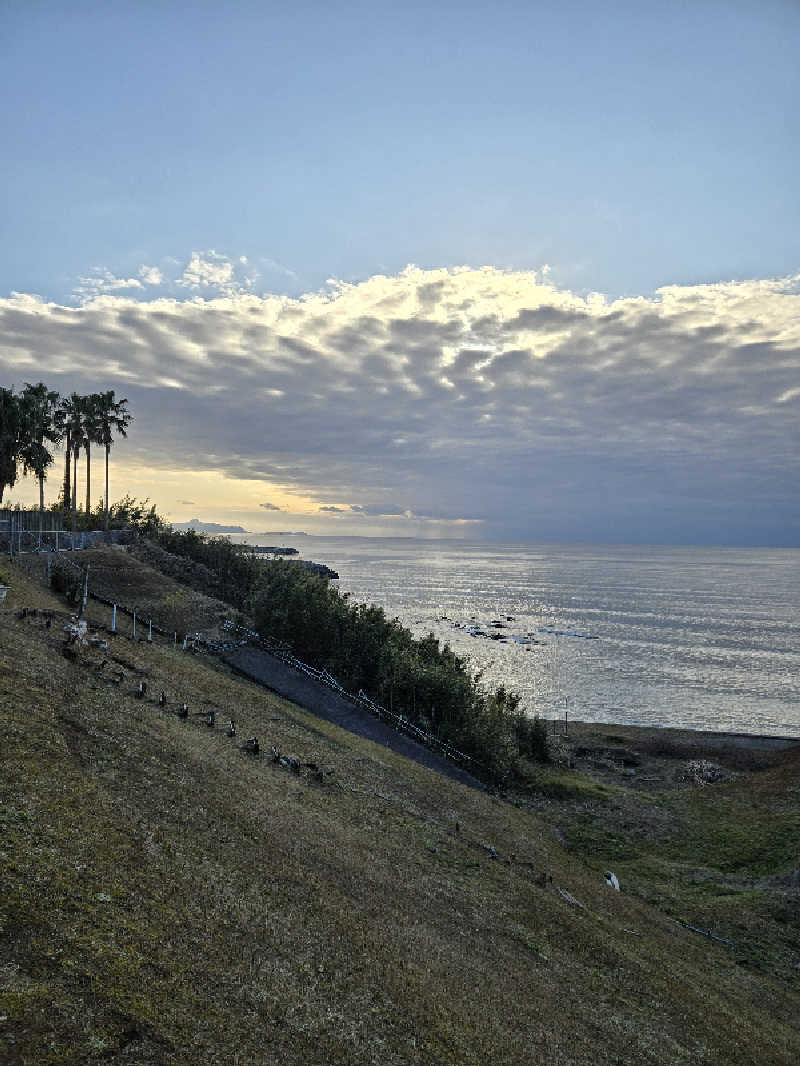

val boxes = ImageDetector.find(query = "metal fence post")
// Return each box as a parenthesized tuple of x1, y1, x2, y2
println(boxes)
(111, 604, 117, 632)
(133, 612, 137, 639)
(148, 619, 152, 643)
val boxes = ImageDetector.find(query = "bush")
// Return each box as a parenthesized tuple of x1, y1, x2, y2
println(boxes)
(515, 714, 551, 763)
(148, 527, 533, 781)
(50, 561, 82, 603)
(252, 563, 530, 780)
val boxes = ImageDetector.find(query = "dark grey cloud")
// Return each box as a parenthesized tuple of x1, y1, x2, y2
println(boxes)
(260, 501, 282, 511)
(1, 267, 798, 544)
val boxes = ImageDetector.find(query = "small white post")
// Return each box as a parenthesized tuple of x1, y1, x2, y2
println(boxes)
(82, 566, 89, 611)
(182, 634, 187, 651)
(111, 604, 117, 632)
(133, 612, 137, 639)
(173, 632, 177, 647)
(148, 619, 152, 643)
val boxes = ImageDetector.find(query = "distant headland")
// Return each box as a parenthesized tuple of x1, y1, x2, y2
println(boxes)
(173, 519, 247, 534)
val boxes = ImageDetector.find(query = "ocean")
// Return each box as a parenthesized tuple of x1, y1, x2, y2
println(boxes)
(233, 536, 800, 737)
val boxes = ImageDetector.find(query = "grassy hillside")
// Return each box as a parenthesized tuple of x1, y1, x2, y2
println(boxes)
(1, 555, 799, 1065)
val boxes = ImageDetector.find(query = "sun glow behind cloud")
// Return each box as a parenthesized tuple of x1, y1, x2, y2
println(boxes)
(2, 260, 799, 543)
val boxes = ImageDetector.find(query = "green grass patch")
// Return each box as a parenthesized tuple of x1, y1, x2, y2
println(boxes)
(2, 554, 800, 1064)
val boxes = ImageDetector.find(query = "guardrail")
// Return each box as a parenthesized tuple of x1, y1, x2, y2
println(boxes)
(36, 550, 490, 781)
(218, 621, 485, 776)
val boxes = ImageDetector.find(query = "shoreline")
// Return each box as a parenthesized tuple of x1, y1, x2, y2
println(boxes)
(562, 719, 800, 751)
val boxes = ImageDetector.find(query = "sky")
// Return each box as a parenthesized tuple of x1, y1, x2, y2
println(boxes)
(1, 0, 798, 545)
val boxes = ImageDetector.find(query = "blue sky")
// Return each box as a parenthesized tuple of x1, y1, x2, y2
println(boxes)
(1, 1, 798, 544)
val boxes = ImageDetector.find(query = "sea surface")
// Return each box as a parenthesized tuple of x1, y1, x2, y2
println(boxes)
(233, 537, 800, 737)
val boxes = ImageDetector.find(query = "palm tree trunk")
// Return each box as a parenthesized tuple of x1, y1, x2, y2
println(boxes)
(85, 440, 91, 517)
(72, 444, 79, 539)
(63, 428, 71, 519)
(104, 444, 110, 533)
(39, 474, 45, 549)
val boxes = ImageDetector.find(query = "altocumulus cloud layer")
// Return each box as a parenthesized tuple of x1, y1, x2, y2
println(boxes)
(1, 262, 798, 544)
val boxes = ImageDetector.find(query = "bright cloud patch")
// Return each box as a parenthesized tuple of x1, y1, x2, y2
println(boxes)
(139, 265, 163, 286)
(2, 265, 799, 543)
(73, 269, 144, 301)
(177, 250, 259, 296)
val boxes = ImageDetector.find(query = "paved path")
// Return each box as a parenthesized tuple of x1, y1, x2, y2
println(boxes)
(223, 645, 484, 790)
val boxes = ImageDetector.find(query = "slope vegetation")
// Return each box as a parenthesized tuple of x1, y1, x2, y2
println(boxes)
(1, 557, 799, 1065)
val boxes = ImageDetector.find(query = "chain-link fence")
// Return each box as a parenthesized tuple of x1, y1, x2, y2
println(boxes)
(1, 513, 131, 555)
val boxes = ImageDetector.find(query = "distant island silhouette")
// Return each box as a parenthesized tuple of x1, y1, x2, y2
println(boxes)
(173, 519, 248, 534)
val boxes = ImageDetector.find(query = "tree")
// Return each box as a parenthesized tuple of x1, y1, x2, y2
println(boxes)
(82, 392, 104, 515)
(56, 393, 87, 534)
(0, 387, 22, 505)
(18, 383, 61, 536)
(95, 392, 132, 532)
(56, 393, 83, 525)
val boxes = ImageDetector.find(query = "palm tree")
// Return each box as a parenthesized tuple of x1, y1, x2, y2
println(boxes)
(18, 382, 61, 541)
(56, 393, 87, 536)
(56, 393, 83, 525)
(0, 386, 22, 506)
(83, 392, 104, 516)
(96, 392, 132, 532)
(71, 405, 85, 519)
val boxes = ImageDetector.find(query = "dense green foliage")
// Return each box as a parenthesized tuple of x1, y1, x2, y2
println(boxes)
(0, 382, 131, 525)
(144, 527, 548, 777)
(1, 494, 163, 536)
(0, 386, 23, 503)
(147, 530, 550, 776)
(253, 560, 532, 775)
(154, 527, 265, 611)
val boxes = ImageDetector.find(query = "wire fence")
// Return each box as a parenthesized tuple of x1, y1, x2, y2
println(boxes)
(220, 621, 485, 775)
(40, 551, 485, 779)
(1, 519, 130, 555)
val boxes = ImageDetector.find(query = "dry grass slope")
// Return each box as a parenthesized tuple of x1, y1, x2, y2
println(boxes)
(1, 556, 799, 1065)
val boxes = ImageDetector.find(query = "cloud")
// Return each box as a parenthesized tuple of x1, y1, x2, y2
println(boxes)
(177, 499, 196, 505)
(73, 269, 144, 302)
(139, 265, 163, 286)
(177, 250, 259, 296)
(2, 263, 799, 544)
(260, 501, 282, 511)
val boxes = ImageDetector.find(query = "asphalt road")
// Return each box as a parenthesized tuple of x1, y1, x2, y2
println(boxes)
(223, 645, 484, 790)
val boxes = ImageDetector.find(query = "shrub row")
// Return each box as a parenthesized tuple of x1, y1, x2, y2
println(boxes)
(152, 529, 549, 777)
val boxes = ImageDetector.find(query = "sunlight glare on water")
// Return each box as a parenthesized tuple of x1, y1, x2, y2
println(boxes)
(235, 537, 800, 737)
